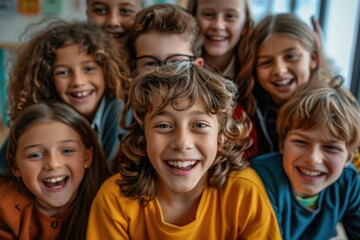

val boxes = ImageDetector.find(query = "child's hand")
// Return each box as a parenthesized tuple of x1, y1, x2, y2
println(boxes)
(311, 15, 323, 53)
(311, 15, 330, 75)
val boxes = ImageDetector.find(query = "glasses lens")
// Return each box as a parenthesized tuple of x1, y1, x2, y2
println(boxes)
(136, 57, 160, 70)
(165, 55, 194, 65)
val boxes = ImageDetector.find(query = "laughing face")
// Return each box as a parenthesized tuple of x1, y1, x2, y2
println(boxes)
(144, 97, 219, 196)
(13, 120, 93, 216)
(53, 44, 106, 121)
(196, 0, 247, 61)
(87, 0, 141, 45)
(256, 33, 317, 105)
(282, 127, 350, 198)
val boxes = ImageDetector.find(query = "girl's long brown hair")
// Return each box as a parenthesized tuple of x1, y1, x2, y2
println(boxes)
(5, 102, 110, 239)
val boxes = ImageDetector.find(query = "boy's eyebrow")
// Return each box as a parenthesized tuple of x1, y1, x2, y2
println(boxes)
(149, 109, 209, 120)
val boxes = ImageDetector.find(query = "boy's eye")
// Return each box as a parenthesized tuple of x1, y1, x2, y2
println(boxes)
(120, 7, 134, 15)
(93, 6, 108, 15)
(323, 145, 343, 153)
(292, 139, 307, 146)
(84, 66, 96, 73)
(144, 61, 159, 67)
(194, 122, 208, 129)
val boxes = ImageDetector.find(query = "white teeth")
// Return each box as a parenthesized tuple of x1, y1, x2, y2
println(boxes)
(44, 176, 66, 183)
(72, 90, 91, 98)
(209, 36, 226, 41)
(298, 168, 322, 176)
(167, 160, 196, 168)
(274, 79, 292, 86)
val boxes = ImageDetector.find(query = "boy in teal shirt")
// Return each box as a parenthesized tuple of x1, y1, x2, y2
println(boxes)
(251, 76, 360, 239)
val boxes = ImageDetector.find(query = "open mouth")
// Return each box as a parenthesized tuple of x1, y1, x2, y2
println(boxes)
(166, 160, 199, 171)
(207, 35, 227, 42)
(70, 90, 93, 99)
(272, 79, 294, 87)
(107, 32, 127, 39)
(297, 167, 324, 177)
(43, 175, 69, 190)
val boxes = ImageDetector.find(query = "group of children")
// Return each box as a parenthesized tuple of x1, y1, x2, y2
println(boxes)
(0, 0, 359, 239)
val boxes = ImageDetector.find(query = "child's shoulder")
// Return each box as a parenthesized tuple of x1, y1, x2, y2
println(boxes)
(94, 174, 140, 207)
(0, 180, 31, 212)
(225, 168, 268, 194)
(96, 174, 123, 196)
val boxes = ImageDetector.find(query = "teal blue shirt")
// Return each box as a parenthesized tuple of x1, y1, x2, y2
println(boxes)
(92, 96, 131, 161)
(251, 152, 360, 240)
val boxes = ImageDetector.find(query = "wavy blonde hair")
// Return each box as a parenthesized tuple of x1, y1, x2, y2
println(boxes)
(278, 75, 360, 153)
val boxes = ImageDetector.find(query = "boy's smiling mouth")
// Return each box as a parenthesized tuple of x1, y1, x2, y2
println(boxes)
(297, 167, 324, 177)
(165, 160, 200, 172)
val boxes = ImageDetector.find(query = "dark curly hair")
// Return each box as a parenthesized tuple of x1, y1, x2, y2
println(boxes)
(7, 19, 131, 123)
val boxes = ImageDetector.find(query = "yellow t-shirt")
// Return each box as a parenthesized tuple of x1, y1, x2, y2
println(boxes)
(352, 147, 360, 173)
(87, 168, 281, 240)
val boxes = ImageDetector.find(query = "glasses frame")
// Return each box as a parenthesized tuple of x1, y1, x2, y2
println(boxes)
(134, 54, 196, 69)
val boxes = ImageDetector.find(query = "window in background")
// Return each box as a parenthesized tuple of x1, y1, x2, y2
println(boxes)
(323, 0, 359, 89)
(272, 0, 290, 13)
(251, 0, 272, 23)
(294, 0, 321, 23)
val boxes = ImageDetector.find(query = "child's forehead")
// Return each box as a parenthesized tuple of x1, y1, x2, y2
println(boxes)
(87, 0, 142, 7)
(148, 95, 208, 114)
(289, 126, 344, 143)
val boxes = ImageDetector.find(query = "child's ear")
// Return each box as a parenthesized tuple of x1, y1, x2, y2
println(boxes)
(12, 166, 21, 178)
(279, 145, 284, 154)
(84, 147, 94, 169)
(193, 57, 205, 68)
(344, 151, 354, 167)
(310, 52, 318, 70)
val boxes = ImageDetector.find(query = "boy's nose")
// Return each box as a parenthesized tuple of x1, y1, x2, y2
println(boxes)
(304, 146, 323, 165)
(170, 128, 194, 151)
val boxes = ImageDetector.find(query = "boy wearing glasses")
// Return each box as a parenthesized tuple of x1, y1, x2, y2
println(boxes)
(128, 3, 204, 74)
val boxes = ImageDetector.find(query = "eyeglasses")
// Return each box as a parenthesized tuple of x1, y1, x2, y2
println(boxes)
(135, 54, 196, 71)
